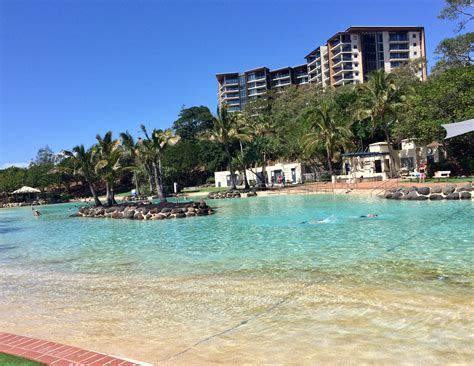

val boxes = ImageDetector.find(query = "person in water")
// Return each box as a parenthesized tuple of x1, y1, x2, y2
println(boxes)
(301, 215, 335, 224)
(33, 209, 42, 218)
(360, 214, 378, 218)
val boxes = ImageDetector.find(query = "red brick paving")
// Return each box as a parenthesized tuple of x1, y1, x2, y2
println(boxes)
(0, 332, 149, 365)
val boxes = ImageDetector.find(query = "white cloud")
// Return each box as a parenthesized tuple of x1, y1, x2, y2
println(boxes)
(1, 162, 30, 169)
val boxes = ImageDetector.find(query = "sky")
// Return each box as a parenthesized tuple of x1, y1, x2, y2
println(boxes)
(0, 0, 463, 168)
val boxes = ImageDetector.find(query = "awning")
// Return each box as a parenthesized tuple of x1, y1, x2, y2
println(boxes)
(11, 186, 41, 194)
(442, 119, 474, 139)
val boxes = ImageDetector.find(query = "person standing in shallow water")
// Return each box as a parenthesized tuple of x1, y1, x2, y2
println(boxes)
(32, 208, 42, 218)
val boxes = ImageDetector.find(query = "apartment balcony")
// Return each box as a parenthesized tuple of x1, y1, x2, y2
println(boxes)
(247, 74, 266, 82)
(226, 100, 240, 106)
(332, 55, 352, 68)
(273, 81, 291, 88)
(222, 93, 240, 100)
(271, 73, 291, 81)
(389, 34, 409, 42)
(390, 52, 410, 60)
(223, 78, 239, 85)
(389, 43, 409, 50)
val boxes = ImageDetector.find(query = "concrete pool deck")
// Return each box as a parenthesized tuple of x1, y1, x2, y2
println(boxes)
(0, 332, 151, 365)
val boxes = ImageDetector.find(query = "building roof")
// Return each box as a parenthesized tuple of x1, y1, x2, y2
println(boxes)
(342, 152, 387, 157)
(345, 25, 424, 32)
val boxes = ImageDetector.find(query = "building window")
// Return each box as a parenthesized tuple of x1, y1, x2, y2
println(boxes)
(414, 51, 417, 55)
(353, 45, 357, 49)
(413, 43, 417, 46)
(354, 63, 358, 67)
(412, 34, 416, 38)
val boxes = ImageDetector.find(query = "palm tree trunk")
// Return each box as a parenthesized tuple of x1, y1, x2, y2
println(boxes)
(226, 148, 237, 190)
(87, 181, 102, 206)
(383, 122, 396, 178)
(326, 146, 333, 176)
(133, 173, 141, 195)
(261, 152, 267, 188)
(153, 162, 166, 202)
(239, 141, 250, 190)
(105, 182, 113, 206)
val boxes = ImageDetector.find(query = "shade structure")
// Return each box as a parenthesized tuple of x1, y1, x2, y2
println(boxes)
(442, 119, 474, 139)
(11, 186, 41, 194)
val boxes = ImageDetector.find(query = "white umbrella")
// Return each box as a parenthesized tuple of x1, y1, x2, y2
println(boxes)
(11, 186, 41, 194)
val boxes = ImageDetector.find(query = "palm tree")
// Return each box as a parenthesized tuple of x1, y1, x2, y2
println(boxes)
(120, 131, 145, 196)
(302, 103, 352, 176)
(64, 145, 102, 206)
(356, 69, 413, 177)
(201, 106, 249, 190)
(95, 131, 123, 206)
(250, 114, 276, 187)
(140, 125, 180, 202)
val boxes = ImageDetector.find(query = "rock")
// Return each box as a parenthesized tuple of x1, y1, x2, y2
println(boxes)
(117, 206, 126, 212)
(186, 207, 195, 213)
(196, 209, 207, 216)
(459, 191, 471, 199)
(152, 214, 164, 220)
(123, 210, 135, 219)
(161, 208, 171, 213)
(408, 186, 418, 192)
(134, 212, 144, 220)
(417, 187, 431, 196)
(429, 194, 444, 200)
(391, 192, 403, 200)
(443, 185, 456, 195)
(105, 207, 116, 213)
(145, 213, 153, 220)
(171, 208, 184, 214)
(446, 192, 459, 200)
(149, 208, 158, 214)
(457, 184, 472, 192)
(111, 211, 122, 219)
(175, 212, 186, 218)
(431, 186, 442, 194)
(247, 191, 257, 197)
(384, 192, 393, 199)
(186, 212, 196, 216)
(404, 191, 420, 200)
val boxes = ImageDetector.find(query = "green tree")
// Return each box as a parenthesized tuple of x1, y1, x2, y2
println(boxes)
(438, 0, 473, 31)
(64, 145, 103, 206)
(140, 125, 180, 202)
(356, 69, 414, 177)
(432, 32, 474, 74)
(95, 131, 124, 206)
(302, 103, 352, 175)
(172, 106, 214, 141)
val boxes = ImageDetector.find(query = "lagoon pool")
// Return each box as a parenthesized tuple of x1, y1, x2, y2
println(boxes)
(0, 195, 473, 364)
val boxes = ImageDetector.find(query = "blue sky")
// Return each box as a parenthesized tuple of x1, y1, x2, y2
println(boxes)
(0, 0, 461, 167)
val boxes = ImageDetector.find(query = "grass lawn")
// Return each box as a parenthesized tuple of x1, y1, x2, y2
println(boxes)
(0, 353, 45, 366)
(182, 186, 228, 193)
(425, 177, 473, 183)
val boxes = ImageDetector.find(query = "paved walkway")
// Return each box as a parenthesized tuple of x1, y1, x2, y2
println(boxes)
(0, 332, 151, 365)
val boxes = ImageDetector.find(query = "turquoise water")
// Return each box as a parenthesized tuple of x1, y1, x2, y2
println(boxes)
(0, 195, 473, 364)
(1, 195, 472, 284)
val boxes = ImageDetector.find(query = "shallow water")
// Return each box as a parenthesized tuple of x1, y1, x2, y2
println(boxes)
(0, 195, 473, 364)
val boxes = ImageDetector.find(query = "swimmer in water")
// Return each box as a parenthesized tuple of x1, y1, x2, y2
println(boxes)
(360, 214, 378, 218)
(301, 215, 335, 224)
(33, 209, 42, 218)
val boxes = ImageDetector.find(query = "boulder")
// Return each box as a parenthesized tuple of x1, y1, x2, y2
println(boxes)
(111, 211, 122, 219)
(161, 207, 172, 213)
(391, 192, 403, 200)
(431, 186, 442, 194)
(175, 212, 186, 218)
(442, 185, 456, 195)
(123, 210, 135, 219)
(149, 208, 158, 214)
(457, 184, 472, 192)
(459, 191, 471, 199)
(145, 213, 153, 220)
(446, 192, 460, 200)
(171, 208, 184, 214)
(404, 191, 420, 200)
(384, 192, 393, 199)
(429, 194, 444, 200)
(186, 212, 196, 217)
(134, 212, 144, 220)
(247, 191, 257, 197)
(417, 187, 431, 196)
(105, 207, 116, 213)
(186, 207, 195, 213)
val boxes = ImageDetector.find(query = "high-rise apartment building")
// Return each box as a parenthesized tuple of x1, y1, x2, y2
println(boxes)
(217, 65, 308, 112)
(217, 26, 426, 111)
